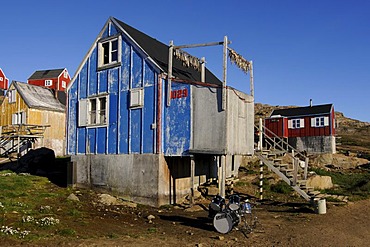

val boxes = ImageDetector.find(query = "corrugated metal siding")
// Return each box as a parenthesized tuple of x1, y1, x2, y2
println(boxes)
(67, 23, 159, 155)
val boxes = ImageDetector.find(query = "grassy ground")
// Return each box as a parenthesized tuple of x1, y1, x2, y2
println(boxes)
(0, 170, 77, 241)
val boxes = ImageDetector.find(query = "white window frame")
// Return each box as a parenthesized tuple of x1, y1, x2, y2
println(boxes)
(8, 90, 16, 103)
(45, 80, 53, 86)
(0, 77, 3, 81)
(12, 112, 26, 125)
(62, 81, 66, 88)
(288, 118, 304, 129)
(129, 88, 144, 108)
(98, 35, 122, 69)
(311, 116, 329, 127)
(78, 95, 108, 127)
(63, 70, 68, 78)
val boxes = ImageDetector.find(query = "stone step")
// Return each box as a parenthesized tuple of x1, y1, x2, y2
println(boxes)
(273, 158, 282, 163)
(308, 191, 321, 196)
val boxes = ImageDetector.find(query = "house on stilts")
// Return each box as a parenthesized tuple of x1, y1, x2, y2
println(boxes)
(66, 17, 254, 207)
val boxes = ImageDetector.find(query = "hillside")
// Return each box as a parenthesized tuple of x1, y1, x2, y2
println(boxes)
(255, 103, 370, 157)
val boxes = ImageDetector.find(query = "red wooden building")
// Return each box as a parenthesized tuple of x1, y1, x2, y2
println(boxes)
(265, 103, 336, 154)
(28, 68, 71, 92)
(0, 68, 9, 91)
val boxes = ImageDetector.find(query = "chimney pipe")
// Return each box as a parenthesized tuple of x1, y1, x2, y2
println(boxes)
(310, 99, 312, 107)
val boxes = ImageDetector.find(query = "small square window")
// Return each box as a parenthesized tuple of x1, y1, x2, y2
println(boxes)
(0, 77, 3, 81)
(98, 35, 121, 69)
(78, 95, 108, 127)
(130, 89, 144, 108)
(8, 90, 16, 103)
(45, 80, 53, 86)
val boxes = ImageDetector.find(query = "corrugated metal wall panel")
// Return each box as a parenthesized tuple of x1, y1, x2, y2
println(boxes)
(97, 127, 107, 153)
(98, 70, 108, 93)
(132, 49, 143, 89)
(108, 68, 119, 154)
(163, 82, 191, 156)
(143, 85, 155, 153)
(87, 128, 96, 153)
(67, 77, 78, 154)
(118, 90, 129, 153)
(130, 108, 142, 153)
(88, 48, 98, 95)
(77, 128, 86, 154)
(79, 62, 88, 99)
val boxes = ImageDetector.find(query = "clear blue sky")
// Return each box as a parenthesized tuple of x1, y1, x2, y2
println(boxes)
(1, 0, 369, 122)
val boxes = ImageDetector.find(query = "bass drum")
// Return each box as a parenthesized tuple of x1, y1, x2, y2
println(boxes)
(213, 211, 239, 234)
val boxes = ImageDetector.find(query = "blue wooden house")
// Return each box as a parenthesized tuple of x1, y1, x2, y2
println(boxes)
(67, 17, 254, 206)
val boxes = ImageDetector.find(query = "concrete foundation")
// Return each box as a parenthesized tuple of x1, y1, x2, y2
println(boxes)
(71, 153, 245, 207)
(289, 136, 336, 154)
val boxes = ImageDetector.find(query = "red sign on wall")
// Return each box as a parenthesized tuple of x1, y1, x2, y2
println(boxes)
(171, 88, 188, 99)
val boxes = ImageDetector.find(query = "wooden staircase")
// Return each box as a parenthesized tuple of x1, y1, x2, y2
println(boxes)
(0, 124, 49, 160)
(255, 123, 323, 203)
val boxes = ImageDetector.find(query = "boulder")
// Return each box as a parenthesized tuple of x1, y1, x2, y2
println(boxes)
(306, 175, 333, 190)
(207, 186, 219, 196)
(67, 193, 80, 202)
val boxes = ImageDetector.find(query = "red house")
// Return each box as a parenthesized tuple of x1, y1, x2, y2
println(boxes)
(0, 68, 9, 91)
(265, 103, 336, 154)
(28, 68, 71, 92)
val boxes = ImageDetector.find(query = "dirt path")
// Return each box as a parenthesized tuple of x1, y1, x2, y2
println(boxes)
(17, 199, 367, 247)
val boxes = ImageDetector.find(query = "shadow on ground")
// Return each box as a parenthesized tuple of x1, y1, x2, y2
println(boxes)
(0, 147, 70, 187)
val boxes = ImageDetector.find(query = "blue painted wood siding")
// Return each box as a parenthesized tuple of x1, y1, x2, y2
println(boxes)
(163, 82, 191, 156)
(67, 23, 158, 155)
(67, 21, 193, 156)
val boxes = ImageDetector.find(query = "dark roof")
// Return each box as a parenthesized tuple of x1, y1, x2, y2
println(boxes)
(28, 69, 65, 80)
(13, 81, 65, 112)
(270, 104, 333, 117)
(113, 18, 222, 86)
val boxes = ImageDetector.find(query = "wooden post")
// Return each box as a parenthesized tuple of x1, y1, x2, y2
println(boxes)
(222, 36, 228, 111)
(167, 41, 173, 107)
(259, 160, 263, 200)
(293, 158, 298, 186)
(219, 155, 226, 198)
(190, 156, 195, 206)
(259, 118, 263, 151)
(304, 157, 309, 180)
(250, 60, 254, 98)
(201, 57, 205, 82)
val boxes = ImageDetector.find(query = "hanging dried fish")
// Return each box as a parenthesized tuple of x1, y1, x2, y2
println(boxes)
(173, 48, 201, 71)
(228, 47, 251, 74)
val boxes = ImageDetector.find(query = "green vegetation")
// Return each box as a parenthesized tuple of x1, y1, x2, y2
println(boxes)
(0, 170, 82, 241)
(311, 168, 370, 201)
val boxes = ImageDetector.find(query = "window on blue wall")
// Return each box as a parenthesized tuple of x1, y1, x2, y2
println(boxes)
(79, 95, 108, 127)
(98, 35, 121, 69)
(88, 95, 108, 126)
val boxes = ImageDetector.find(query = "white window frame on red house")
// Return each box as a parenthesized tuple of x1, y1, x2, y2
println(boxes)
(288, 118, 304, 129)
(311, 116, 329, 127)
(62, 81, 66, 88)
(45, 80, 53, 86)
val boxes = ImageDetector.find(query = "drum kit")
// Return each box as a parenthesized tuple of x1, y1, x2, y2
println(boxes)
(208, 194, 252, 234)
